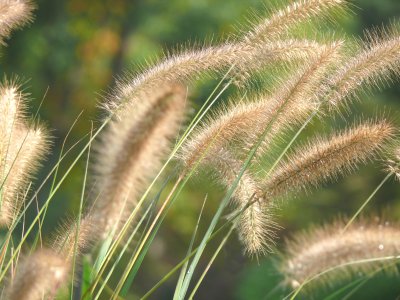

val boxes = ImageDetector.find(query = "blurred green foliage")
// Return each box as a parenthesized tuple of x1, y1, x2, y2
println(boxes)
(1, 0, 400, 298)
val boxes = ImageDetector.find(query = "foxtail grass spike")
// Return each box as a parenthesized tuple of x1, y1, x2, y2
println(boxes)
(325, 27, 400, 108)
(0, 82, 49, 226)
(6, 248, 69, 300)
(207, 149, 278, 256)
(93, 83, 187, 238)
(263, 120, 394, 199)
(281, 218, 400, 290)
(0, 0, 35, 44)
(180, 41, 341, 171)
(244, 0, 347, 44)
(107, 39, 327, 112)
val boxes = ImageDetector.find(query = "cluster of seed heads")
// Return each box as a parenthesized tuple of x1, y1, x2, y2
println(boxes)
(1, 0, 400, 298)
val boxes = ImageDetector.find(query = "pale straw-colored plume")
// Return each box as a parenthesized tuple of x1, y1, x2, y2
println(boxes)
(324, 27, 400, 108)
(281, 218, 400, 290)
(109, 0, 344, 111)
(109, 39, 328, 112)
(1, 125, 48, 224)
(262, 120, 394, 199)
(92, 83, 187, 239)
(0, 82, 49, 227)
(243, 0, 347, 44)
(386, 145, 400, 181)
(180, 41, 341, 173)
(0, 0, 35, 43)
(52, 215, 98, 261)
(0, 81, 23, 165)
(5, 217, 97, 300)
(6, 248, 69, 300)
(208, 148, 278, 256)
(179, 42, 341, 255)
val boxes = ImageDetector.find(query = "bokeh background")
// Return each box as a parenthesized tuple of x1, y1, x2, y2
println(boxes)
(1, 0, 400, 299)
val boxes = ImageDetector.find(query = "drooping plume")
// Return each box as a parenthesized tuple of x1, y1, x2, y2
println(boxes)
(92, 83, 187, 238)
(52, 216, 97, 261)
(180, 41, 341, 172)
(281, 218, 400, 290)
(387, 145, 400, 181)
(207, 148, 278, 256)
(0, 82, 49, 227)
(324, 27, 400, 108)
(6, 249, 69, 300)
(243, 0, 347, 43)
(0, 0, 35, 44)
(262, 120, 394, 199)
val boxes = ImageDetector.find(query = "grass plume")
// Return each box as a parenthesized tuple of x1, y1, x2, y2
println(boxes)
(325, 27, 400, 108)
(0, 82, 49, 227)
(92, 83, 187, 238)
(6, 248, 69, 300)
(262, 120, 394, 199)
(0, 0, 35, 44)
(244, 0, 347, 44)
(281, 218, 400, 290)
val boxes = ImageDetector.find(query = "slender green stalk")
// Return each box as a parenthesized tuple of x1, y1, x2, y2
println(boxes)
(71, 122, 93, 300)
(188, 223, 236, 299)
(342, 171, 394, 233)
(0, 119, 109, 283)
(174, 195, 207, 299)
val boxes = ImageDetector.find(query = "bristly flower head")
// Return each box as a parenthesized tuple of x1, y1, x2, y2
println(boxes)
(92, 82, 187, 238)
(243, 0, 348, 44)
(386, 144, 400, 181)
(0, 0, 35, 44)
(0, 81, 49, 227)
(262, 120, 395, 199)
(324, 26, 400, 109)
(281, 218, 400, 291)
(6, 248, 69, 300)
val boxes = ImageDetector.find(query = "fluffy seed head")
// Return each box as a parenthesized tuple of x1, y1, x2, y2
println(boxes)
(6, 248, 69, 300)
(263, 120, 395, 199)
(206, 148, 278, 256)
(52, 216, 98, 261)
(0, 124, 49, 226)
(92, 83, 187, 238)
(107, 39, 327, 113)
(386, 145, 400, 181)
(243, 0, 347, 44)
(325, 27, 400, 108)
(180, 41, 342, 172)
(281, 218, 400, 291)
(0, 0, 35, 44)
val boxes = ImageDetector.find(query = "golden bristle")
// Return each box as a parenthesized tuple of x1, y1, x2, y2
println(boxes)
(92, 83, 187, 238)
(0, 124, 49, 226)
(6, 248, 69, 300)
(387, 145, 400, 181)
(180, 41, 341, 172)
(244, 0, 347, 44)
(281, 218, 400, 290)
(325, 27, 400, 108)
(108, 39, 327, 112)
(206, 148, 278, 256)
(263, 120, 394, 199)
(0, 0, 35, 43)
(52, 216, 98, 261)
